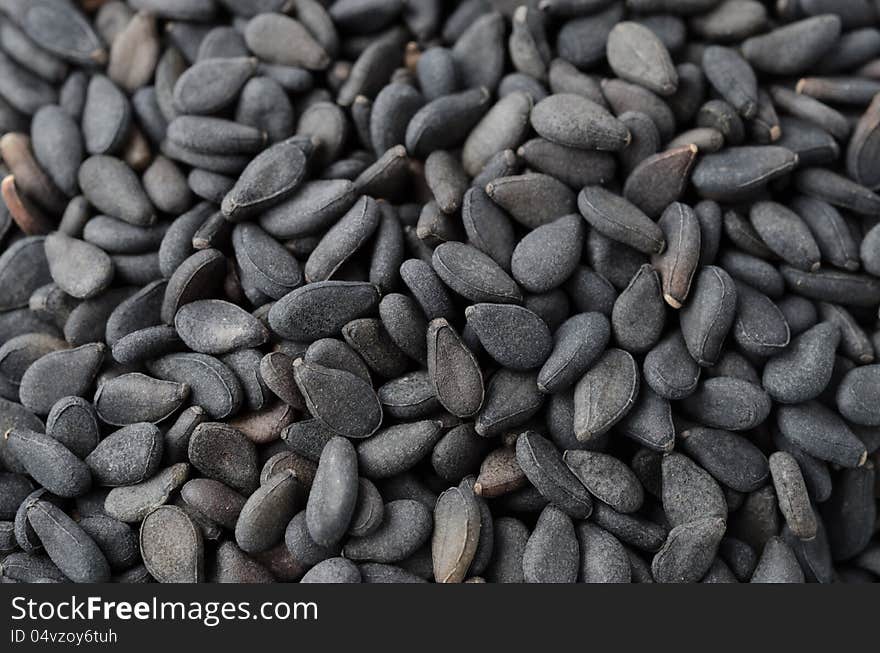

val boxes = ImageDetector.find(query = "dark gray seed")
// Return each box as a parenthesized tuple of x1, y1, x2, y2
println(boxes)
(370, 83, 425, 158)
(611, 264, 666, 354)
(344, 499, 432, 563)
(573, 348, 640, 442)
(510, 215, 583, 294)
(379, 293, 428, 364)
(77, 515, 137, 573)
(577, 186, 664, 255)
(236, 470, 302, 554)
(157, 203, 211, 277)
(0, 49, 58, 115)
(358, 562, 426, 583)
(451, 10, 504, 90)
(348, 478, 384, 538)
(83, 217, 166, 257)
(732, 282, 790, 358)
(180, 478, 245, 531)
(619, 112, 662, 177)
(93, 372, 188, 427)
(139, 505, 203, 583)
(782, 512, 833, 582)
(484, 173, 577, 229)
(430, 423, 489, 482)
(357, 420, 443, 479)
(280, 419, 333, 463)
(769, 452, 818, 541)
(692, 146, 797, 201)
(78, 156, 155, 227)
(30, 105, 81, 197)
(682, 376, 771, 431)
(652, 517, 726, 583)
(680, 265, 738, 366)
(751, 537, 805, 583)
(147, 353, 243, 420)
(305, 197, 380, 283)
(776, 295, 819, 338)
(167, 116, 265, 157)
(607, 22, 677, 96)
(83, 75, 130, 156)
(283, 509, 340, 567)
(103, 463, 188, 523)
(523, 505, 578, 583)
(781, 266, 880, 307)
(624, 146, 698, 219)
(847, 93, 880, 189)
(268, 281, 380, 342)
(141, 156, 191, 215)
(476, 369, 545, 438)
(564, 451, 643, 514)
(100, 284, 162, 349)
(742, 16, 841, 76)
(702, 45, 758, 118)
(668, 127, 724, 152)
(679, 426, 769, 493)
(341, 318, 409, 379)
(776, 401, 867, 468)
(236, 76, 295, 144)
(293, 359, 382, 439)
(222, 136, 310, 221)
(643, 330, 701, 400)
(304, 339, 371, 384)
(172, 56, 258, 115)
(652, 202, 701, 308)
(174, 299, 268, 355)
(300, 557, 361, 583)
(85, 422, 163, 487)
(306, 437, 358, 547)
(823, 464, 875, 560)
(531, 93, 630, 151)
(405, 87, 491, 157)
(763, 322, 839, 404)
(18, 343, 104, 415)
(27, 500, 109, 583)
(0, 333, 67, 395)
(462, 92, 532, 177)
(576, 523, 630, 584)
(517, 138, 616, 189)
(616, 386, 675, 452)
(538, 312, 610, 395)
(770, 85, 850, 142)
(473, 515, 527, 584)
(432, 482, 481, 583)
(591, 501, 666, 553)
(465, 303, 551, 370)
(461, 187, 516, 272)
(161, 249, 228, 324)
(516, 432, 592, 519)
(43, 232, 113, 300)
(0, 237, 51, 311)
(749, 202, 821, 272)
(555, 3, 623, 69)
(379, 372, 440, 420)
(5, 428, 90, 499)
(164, 406, 205, 465)
(188, 422, 257, 495)
(837, 365, 880, 425)
(690, 1, 768, 41)
(794, 167, 880, 216)
(44, 396, 98, 460)
(11, 0, 106, 65)
(426, 318, 484, 418)
(718, 250, 784, 298)
(0, 473, 33, 520)
(369, 203, 404, 294)
(424, 151, 469, 215)
(110, 325, 184, 366)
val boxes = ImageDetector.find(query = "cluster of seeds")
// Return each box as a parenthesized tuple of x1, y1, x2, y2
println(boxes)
(1, 0, 880, 584)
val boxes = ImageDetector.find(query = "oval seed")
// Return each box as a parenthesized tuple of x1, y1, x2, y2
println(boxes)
(577, 186, 665, 255)
(236, 470, 302, 554)
(93, 373, 188, 427)
(27, 500, 109, 583)
(573, 348, 639, 442)
(293, 359, 382, 439)
(306, 437, 359, 547)
(140, 505, 204, 583)
(516, 432, 593, 519)
(85, 423, 163, 487)
(5, 428, 91, 498)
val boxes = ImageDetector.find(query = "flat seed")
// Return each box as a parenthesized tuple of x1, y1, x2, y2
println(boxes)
(836, 365, 880, 426)
(516, 432, 592, 519)
(173, 56, 258, 115)
(306, 437, 359, 547)
(576, 522, 630, 583)
(682, 376, 771, 431)
(702, 45, 758, 118)
(538, 312, 610, 395)
(742, 16, 841, 76)
(522, 505, 577, 583)
(573, 348, 640, 442)
(691, 146, 798, 201)
(679, 265, 738, 366)
(577, 186, 664, 255)
(564, 451, 643, 514)
(531, 93, 630, 151)
(485, 173, 577, 229)
(45, 396, 98, 460)
(268, 281, 380, 342)
(140, 505, 204, 583)
(6, 428, 91, 499)
(85, 423, 162, 487)
(611, 264, 666, 354)
(426, 318, 484, 418)
(607, 22, 677, 96)
(343, 499, 432, 563)
(104, 463, 189, 523)
(188, 422, 258, 495)
(27, 499, 109, 583)
(293, 359, 383, 439)
(78, 156, 155, 227)
(679, 426, 770, 493)
(147, 353, 243, 420)
(357, 420, 443, 479)
(769, 451, 818, 541)
(244, 14, 330, 70)
(432, 483, 482, 583)
(652, 517, 726, 583)
(236, 470, 302, 554)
